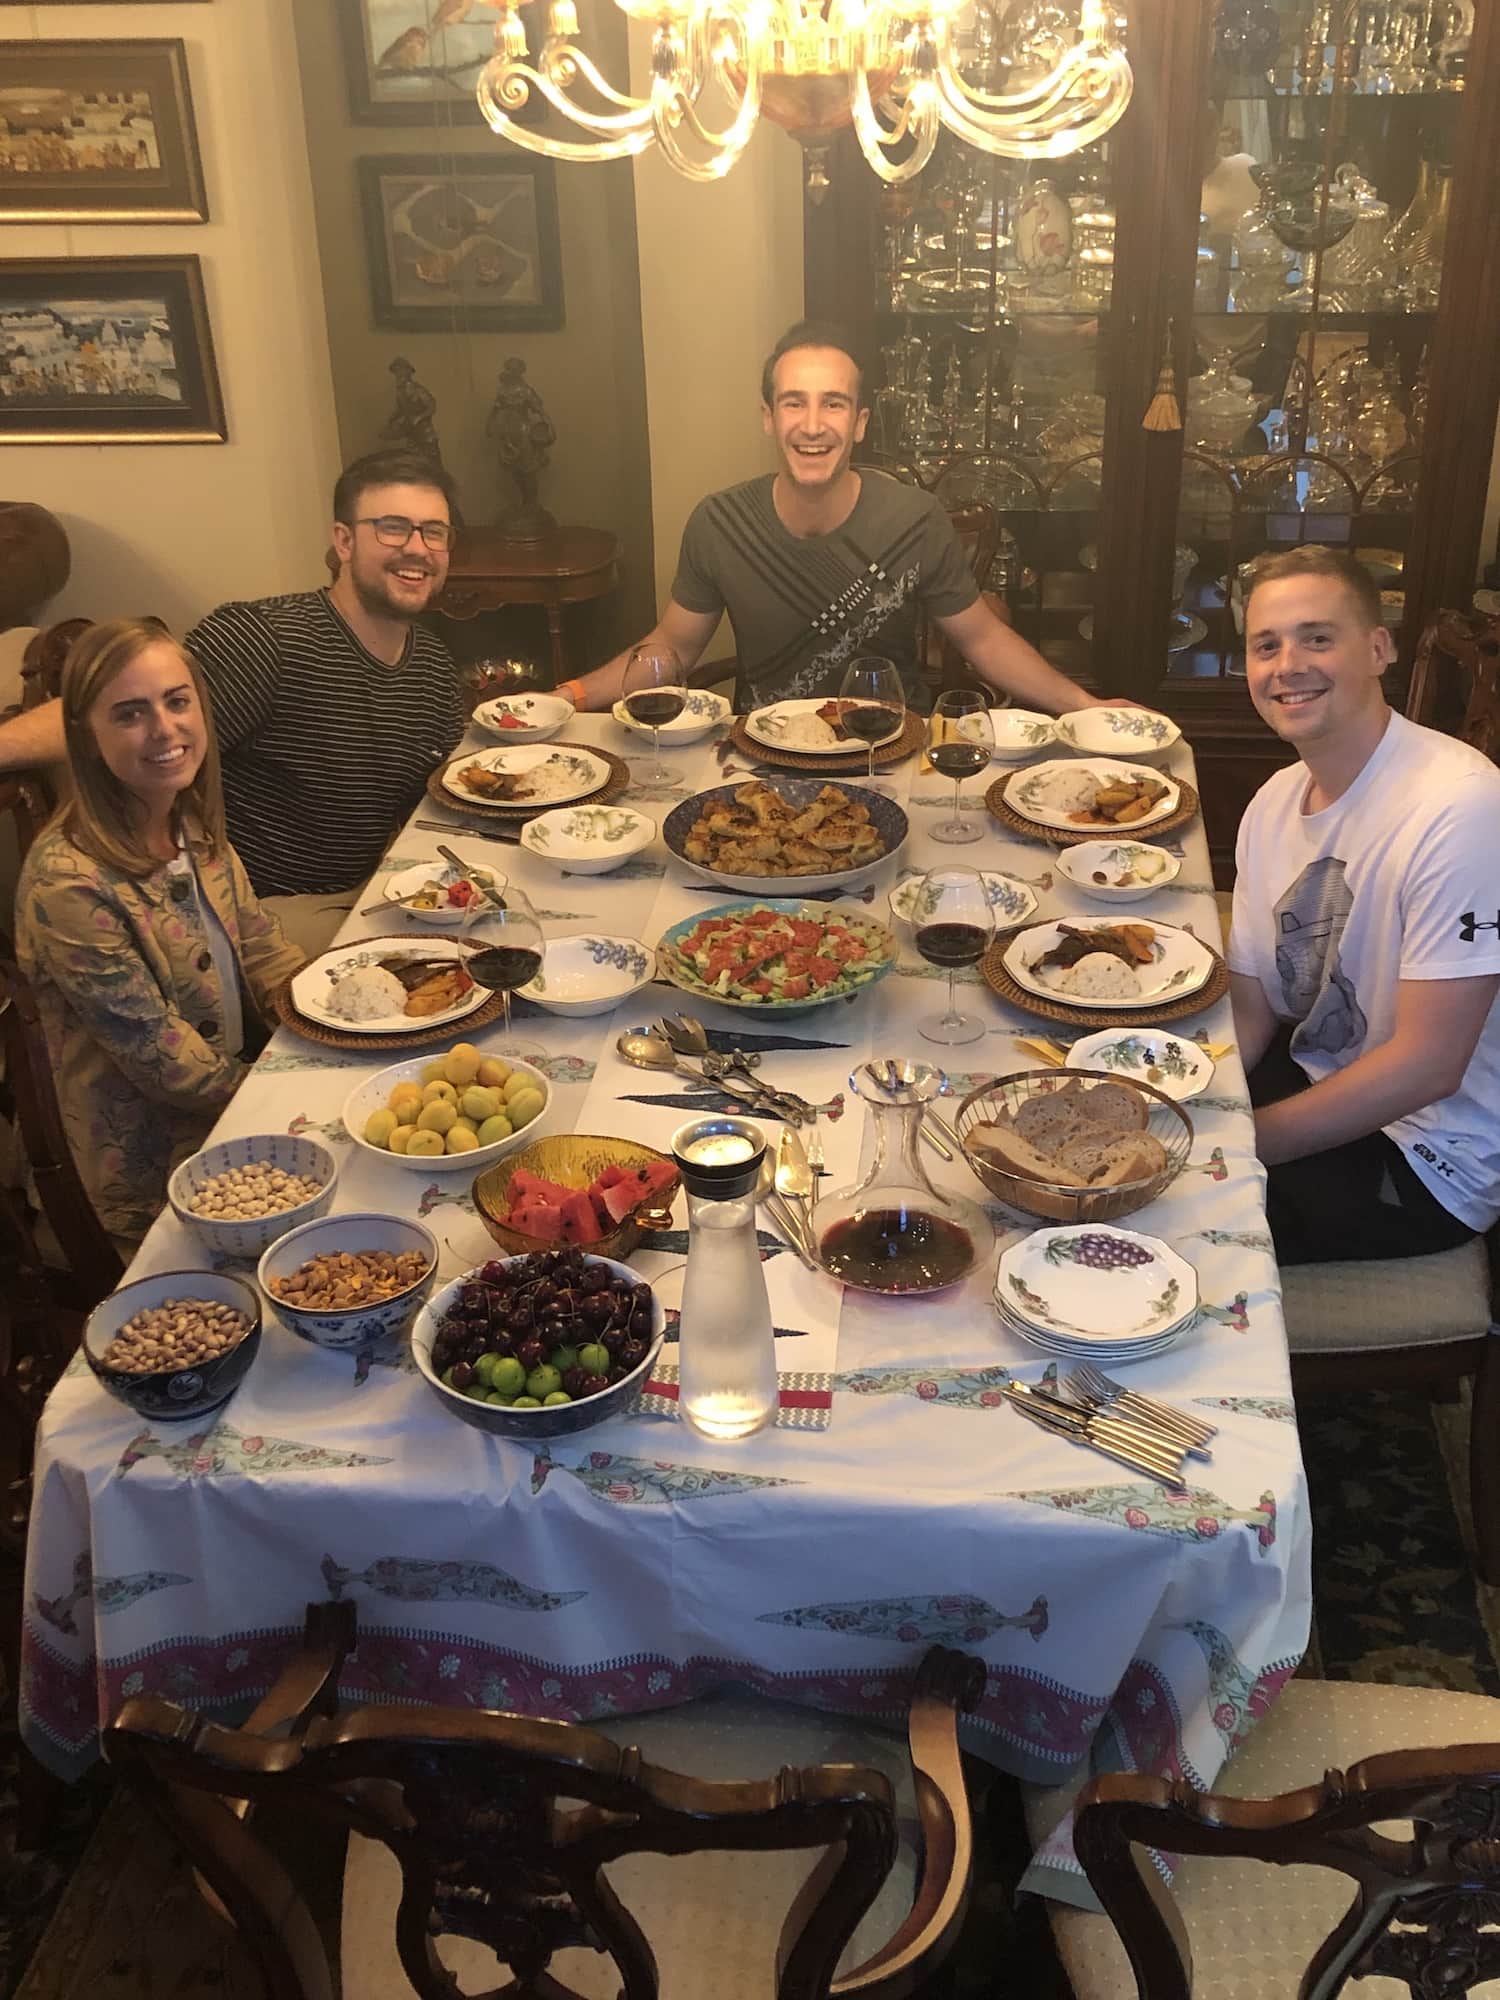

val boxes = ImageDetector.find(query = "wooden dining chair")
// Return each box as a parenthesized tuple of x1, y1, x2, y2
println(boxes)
(1032, 1675, 1500, 1998)
(1405, 603, 1500, 761)
(104, 1605, 986, 2000)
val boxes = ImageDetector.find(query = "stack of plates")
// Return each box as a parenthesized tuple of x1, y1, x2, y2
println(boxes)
(992, 1223, 1199, 1360)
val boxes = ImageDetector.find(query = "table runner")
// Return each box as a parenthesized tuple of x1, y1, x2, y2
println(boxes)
(20, 713, 1310, 1908)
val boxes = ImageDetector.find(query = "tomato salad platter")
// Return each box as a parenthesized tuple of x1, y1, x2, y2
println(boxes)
(655, 899, 899, 1017)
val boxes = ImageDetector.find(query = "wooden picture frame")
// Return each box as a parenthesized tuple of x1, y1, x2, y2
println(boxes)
(357, 154, 563, 332)
(0, 256, 227, 443)
(338, 0, 541, 126)
(0, 39, 207, 224)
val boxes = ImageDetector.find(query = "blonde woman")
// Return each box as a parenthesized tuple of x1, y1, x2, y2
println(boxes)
(15, 620, 304, 1249)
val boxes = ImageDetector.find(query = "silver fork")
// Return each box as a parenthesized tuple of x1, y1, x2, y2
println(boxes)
(1067, 1363, 1218, 1453)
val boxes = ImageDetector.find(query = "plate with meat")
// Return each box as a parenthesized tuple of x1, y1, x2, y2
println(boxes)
(1001, 919, 1218, 1011)
(663, 778, 907, 895)
(440, 744, 614, 809)
(1003, 759, 1181, 833)
(290, 938, 489, 1035)
(744, 698, 904, 756)
(656, 900, 900, 1015)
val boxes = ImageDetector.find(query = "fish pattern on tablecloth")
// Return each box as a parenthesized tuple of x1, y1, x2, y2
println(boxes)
(837, 1365, 1013, 1407)
(416, 1181, 478, 1218)
(117, 1424, 393, 1477)
(1199, 1293, 1251, 1331)
(530, 1448, 801, 1504)
(757, 1593, 1049, 1644)
(288, 1112, 349, 1144)
(1175, 1620, 1294, 1756)
(32, 1550, 192, 1635)
(629, 1229, 797, 1264)
(1190, 1095, 1254, 1115)
(1192, 1228, 1273, 1250)
(1187, 1147, 1228, 1183)
(352, 1338, 420, 1384)
(1010, 1483, 1277, 1552)
(565, 857, 664, 882)
(658, 1308, 811, 1345)
(320, 1554, 585, 1611)
(1193, 1394, 1296, 1423)
(254, 1049, 368, 1075)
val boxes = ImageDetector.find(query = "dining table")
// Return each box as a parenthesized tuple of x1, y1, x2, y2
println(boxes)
(19, 706, 1310, 1908)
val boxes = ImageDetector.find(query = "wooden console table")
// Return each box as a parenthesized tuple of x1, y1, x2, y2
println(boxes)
(437, 525, 621, 682)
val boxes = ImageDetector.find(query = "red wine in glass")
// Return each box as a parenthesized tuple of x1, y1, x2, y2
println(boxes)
(838, 658, 905, 782)
(928, 741, 989, 782)
(914, 866, 994, 1046)
(467, 944, 543, 990)
(914, 920, 990, 969)
(623, 689, 688, 727)
(841, 703, 901, 746)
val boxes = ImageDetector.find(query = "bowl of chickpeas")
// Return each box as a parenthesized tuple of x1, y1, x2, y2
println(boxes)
(256, 1212, 438, 1350)
(168, 1135, 339, 1258)
(84, 1269, 262, 1422)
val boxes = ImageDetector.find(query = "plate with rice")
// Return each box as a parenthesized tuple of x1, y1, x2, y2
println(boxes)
(1001, 919, 1217, 1011)
(441, 744, 614, 809)
(744, 699, 903, 757)
(1002, 759, 1181, 833)
(290, 937, 490, 1036)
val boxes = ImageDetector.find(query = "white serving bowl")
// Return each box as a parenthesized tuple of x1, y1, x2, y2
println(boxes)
(516, 935, 656, 1018)
(612, 688, 731, 746)
(1054, 706, 1182, 759)
(168, 1134, 339, 1259)
(471, 692, 573, 742)
(341, 1051, 551, 1175)
(382, 859, 507, 929)
(989, 709, 1057, 761)
(256, 1212, 438, 1350)
(518, 804, 656, 875)
(1054, 839, 1183, 903)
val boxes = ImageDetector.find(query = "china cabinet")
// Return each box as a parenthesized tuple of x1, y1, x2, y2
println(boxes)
(805, 0, 1500, 878)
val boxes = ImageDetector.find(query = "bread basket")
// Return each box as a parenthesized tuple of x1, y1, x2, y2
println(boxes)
(473, 1135, 680, 1260)
(955, 1069, 1192, 1224)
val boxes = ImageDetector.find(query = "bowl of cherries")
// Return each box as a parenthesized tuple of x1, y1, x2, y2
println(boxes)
(410, 1247, 665, 1439)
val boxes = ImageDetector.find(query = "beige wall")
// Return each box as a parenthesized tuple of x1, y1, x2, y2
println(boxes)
(4, 0, 341, 636)
(1485, 418, 1500, 587)
(289, 1, 656, 653)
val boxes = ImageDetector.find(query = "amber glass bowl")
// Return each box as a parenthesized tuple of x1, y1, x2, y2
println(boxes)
(473, 1135, 680, 1260)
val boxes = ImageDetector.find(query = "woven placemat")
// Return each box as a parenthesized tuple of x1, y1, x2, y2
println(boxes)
(985, 774, 1201, 848)
(730, 707, 925, 774)
(274, 937, 513, 1051)
(980, 934, 1230, 1028)
(426, 743, 630, 819)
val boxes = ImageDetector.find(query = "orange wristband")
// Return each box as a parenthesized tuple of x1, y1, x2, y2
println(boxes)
(558, 677, 586, 707)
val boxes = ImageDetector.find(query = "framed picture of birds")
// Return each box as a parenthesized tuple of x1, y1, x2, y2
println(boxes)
(339, 0, 546, 126)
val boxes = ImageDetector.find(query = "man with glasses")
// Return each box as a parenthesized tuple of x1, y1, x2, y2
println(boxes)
(0, 450, 464, 954)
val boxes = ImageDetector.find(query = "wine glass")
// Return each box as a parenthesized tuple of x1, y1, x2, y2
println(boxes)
(913, 867, 996, 1047)
(837, 656, 906, 786)
(621, 644, 687, 783)
(926, 689, 994, 844)
(465, 888, 545, 1045)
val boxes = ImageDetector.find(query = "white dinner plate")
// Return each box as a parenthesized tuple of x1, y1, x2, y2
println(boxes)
(441, 744, 612, 808)
(988, 709, 1057, 761)
(745, 698, 903, 756)
(1002, 919, 1217, 1011)
(1003, 759, 1181, 834)
(290, 937, 488, 1036)
(996, 1225, 1200, 1343)
(471, 692, 573, 742)
(1064, 1030, 1215, 1102)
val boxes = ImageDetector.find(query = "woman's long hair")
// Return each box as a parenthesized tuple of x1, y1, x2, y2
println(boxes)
(58, 618, 226, 877)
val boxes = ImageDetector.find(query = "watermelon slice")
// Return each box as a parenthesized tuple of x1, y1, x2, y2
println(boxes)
(557, 1189, 603, 1245)
(597, 1179, 644, 1227)
(510, 1198, 563, 1241)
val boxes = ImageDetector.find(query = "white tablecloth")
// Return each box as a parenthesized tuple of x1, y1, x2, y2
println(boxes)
(20, 715, 1310, 1905)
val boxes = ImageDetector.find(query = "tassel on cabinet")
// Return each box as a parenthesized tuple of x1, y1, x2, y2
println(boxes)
(1143, 320, 1182, 432)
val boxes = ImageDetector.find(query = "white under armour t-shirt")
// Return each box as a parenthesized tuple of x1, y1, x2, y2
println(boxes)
(1228, 710, 1500, 1231)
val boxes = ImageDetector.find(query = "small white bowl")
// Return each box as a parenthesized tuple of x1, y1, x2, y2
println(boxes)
(471, 691, 573, 742)
(341, 1051, 551, 1175)
(612, 688, 731, 747)
(517, 935, 656, 1018)
(988, 709, 1057, 762)
(1054, 839, 1182, 903)
(168, 1135, 339, 1259)
(519, 804, 656, 875)
(889, 870, 1038, 931)
(257, 1212, 438, 1350)
(382, 859, 507, 929)
(1054, 706, 1182, 759)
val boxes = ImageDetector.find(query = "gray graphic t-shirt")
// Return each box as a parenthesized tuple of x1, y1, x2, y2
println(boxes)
(1229, 712, 1500, 1230)
(671, 472, 979, 709)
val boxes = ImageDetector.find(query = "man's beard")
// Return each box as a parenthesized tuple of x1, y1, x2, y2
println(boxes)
(349, 557, 437, 624)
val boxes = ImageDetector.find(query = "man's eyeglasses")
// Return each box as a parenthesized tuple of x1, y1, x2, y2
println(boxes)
(353, 515, 454, 551)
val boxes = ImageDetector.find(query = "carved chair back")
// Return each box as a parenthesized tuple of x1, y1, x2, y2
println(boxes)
(1406, 606, 1500, 767)
(919, 498, 1004, 700)
(1075, 1744, 1500, 2000)
(20, 617, 91, 708)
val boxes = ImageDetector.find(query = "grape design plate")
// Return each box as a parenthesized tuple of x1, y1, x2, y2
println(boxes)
(996, 1224, 1199, 1342)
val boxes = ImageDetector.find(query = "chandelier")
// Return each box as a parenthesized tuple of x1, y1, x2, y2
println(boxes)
(476, 0, 1133, 188)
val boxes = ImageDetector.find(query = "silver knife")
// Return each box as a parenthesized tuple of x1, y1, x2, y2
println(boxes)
(414, 817, 522, 844)
(1034, 1380, 1208, 1466)
(435, 845, 507, 913)
(1005, 1382, 1186, 1487)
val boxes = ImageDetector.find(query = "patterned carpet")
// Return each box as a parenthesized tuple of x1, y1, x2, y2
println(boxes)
(2, 1383, 1497, 1998)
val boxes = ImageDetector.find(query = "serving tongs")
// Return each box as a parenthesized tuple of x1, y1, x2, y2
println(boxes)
(1003, 1380, 1187, 1488)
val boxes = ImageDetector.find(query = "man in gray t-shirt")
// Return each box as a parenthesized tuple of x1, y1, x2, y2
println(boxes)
(560, 319, 1105, 719)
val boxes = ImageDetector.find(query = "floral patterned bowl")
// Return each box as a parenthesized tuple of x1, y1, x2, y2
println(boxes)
(516, 935, 656, 1017)
(1053, 839, 1182, 903)
(1054, 706, 1182, 760)
(518, 804, 656, 875)
(84, 1269, 262, 1423)
(168, 1133, 339, 1259)
(256, 1212, 438, 1350)
(612, 688, 731, 746)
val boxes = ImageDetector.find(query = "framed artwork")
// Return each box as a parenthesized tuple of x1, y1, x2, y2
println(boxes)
(338, 0, 542, 126)
(358, 155, 563, 332)
(0, 256, 227, 443)
(0, 40, 207, 224)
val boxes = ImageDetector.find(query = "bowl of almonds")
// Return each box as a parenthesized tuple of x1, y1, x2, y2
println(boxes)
(169, 1134, 338, 1258)
(83, 1270, 262, 1422)
(256, 1212, 438, 1350)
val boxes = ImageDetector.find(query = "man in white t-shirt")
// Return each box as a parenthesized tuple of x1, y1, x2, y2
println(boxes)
(1228, 545, 1500, 1264)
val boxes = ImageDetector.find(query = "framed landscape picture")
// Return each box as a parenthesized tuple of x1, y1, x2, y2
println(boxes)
(0, 40, 207, 224)
(339, 0, 542, 126)
(358, 155, 563, 332)
(0, 256, 227, 443)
